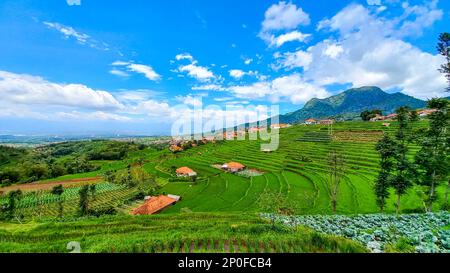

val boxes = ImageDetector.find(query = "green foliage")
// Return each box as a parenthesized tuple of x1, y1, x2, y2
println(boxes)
(360, 109, 382, 121)
(415, 98, 450, 211)
(78, 185, 90, 216)
(374, 134, 396, 212)
(437, 32, 450, 91)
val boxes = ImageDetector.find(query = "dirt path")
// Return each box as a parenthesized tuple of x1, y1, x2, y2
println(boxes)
(0, 177, 103, 193)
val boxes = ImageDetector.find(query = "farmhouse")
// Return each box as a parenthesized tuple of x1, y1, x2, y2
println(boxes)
(169, 144, 183, 153)
(370, 114, 385, 122)
(132, 195, 179, 215)
(176, 167, 197, 177)
(418, 109, 437, 117)
(305, 118, 317, 125)
(270, 123, 291, 129)
(318, 119, 334, 125)
(385, 113, 398, 120)
(222, 162, 245, 173)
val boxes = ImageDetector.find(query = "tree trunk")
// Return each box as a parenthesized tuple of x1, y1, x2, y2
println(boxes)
(396, 194, 401, 214)
(428, 171, 436, 212)
(445, 180, 449, 207)
(332, 198, 337, 214)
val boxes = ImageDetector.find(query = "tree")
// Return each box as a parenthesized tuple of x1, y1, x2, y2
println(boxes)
(89, 184, 97, 202)
(361, 110, 383, 121)
(327, 150, 345, 214)
(51, 185, 64, 218)
(391, 106, 415, 214)
(437, 32, 450, 91)
(258, 190, 292, 228)
(415, 99, 449, 211)
(6, 190, 23, 222)
(78, 185, 90, 216)
(374, 134, 396, 212)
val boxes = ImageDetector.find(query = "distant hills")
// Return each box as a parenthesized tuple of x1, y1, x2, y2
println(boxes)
(277, 86, 427, 124)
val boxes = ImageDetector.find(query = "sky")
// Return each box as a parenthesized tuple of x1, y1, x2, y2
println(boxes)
(0, 0, 449, 136)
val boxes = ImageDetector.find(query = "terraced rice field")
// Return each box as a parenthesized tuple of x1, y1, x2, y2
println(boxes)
(157, 121, 446, 214)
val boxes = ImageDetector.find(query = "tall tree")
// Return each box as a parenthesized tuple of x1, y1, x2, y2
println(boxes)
(51, 185, 64, 218)
(78, 185, 89, 216)
(7, 190, 23, 222)
(327, 150, 345, 214)
(374, 134, 396, 212)
(415, 99, 450, 211)
(391, 107, 415, 214)
(437, 32, 450, 91)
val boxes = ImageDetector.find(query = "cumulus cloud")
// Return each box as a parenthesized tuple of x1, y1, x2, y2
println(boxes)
(174, 53, 215, 82)
(0, 71, 123, 110)
(229, 69, 246, 79)
(261, 1, 310, 31)
(259, 1, 311, 47)
(278, 3, 447, 99)
(228, 74, 329, 104)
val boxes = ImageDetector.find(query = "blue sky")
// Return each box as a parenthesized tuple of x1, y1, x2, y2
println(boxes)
(0, 0, 449, 135)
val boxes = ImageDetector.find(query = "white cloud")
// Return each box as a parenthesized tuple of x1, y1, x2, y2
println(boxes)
(44, 22, 89, 44)
(227, 74, 329, 104)
(179, 63, 214, 81)
(261, 1, 310, 31)
(56, 111, 131, 122)
(111, 61, 161, 81)
(174, 53, 215, 82)
(127, 64, 161, 81)
(109, 69, 129, 77)
(229, 69, 246, 79)
(175, 95, 203, 107)
(175, 53, 194, 61)
(244, 58, 253, 65)
(274, 50, 313, 70)
(191, 84, 226, 91)
(0, 71, 123, 110)
(66, 0, 81, 6)
(297, 3, 447, 99)
(259, 1, 311, 47)
(43, 21, 110, 51)
(323, 43, 344, 59)
(269, 30, 311, 47)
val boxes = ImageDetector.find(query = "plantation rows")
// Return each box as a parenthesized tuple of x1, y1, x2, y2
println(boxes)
(0, 182, 125, 209)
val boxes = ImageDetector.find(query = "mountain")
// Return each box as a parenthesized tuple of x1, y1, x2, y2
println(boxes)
(277, 86, 427, 124)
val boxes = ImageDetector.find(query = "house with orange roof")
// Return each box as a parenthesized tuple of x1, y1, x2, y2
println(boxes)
(132, 195, 179, 215)
(169, 144, 183, 153)
(305, 118, 317, 125)
(176, 167, 197, 177)
(222, 162, 246, 173)
(270, 123, 291, 129)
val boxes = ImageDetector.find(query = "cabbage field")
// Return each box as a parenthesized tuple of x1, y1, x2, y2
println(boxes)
(266, 212, 450, 253)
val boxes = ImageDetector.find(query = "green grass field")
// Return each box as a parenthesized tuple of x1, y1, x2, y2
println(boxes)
(0, 213, 366, 253)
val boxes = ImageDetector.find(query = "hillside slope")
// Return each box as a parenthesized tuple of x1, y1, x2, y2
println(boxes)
(278, 86, 426, 124)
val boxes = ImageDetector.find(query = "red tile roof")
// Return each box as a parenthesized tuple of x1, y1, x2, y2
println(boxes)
(132, 195, 177, 215)
(176, 167, 196, 175)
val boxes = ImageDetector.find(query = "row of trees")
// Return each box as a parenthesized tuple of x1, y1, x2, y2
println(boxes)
(0, 157, 98, 185)
(375, 99, 449, 213)
(373, 32, 450, 213)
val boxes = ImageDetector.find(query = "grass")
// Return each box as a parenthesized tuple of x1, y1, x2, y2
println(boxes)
(0, 213, 367, 253)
